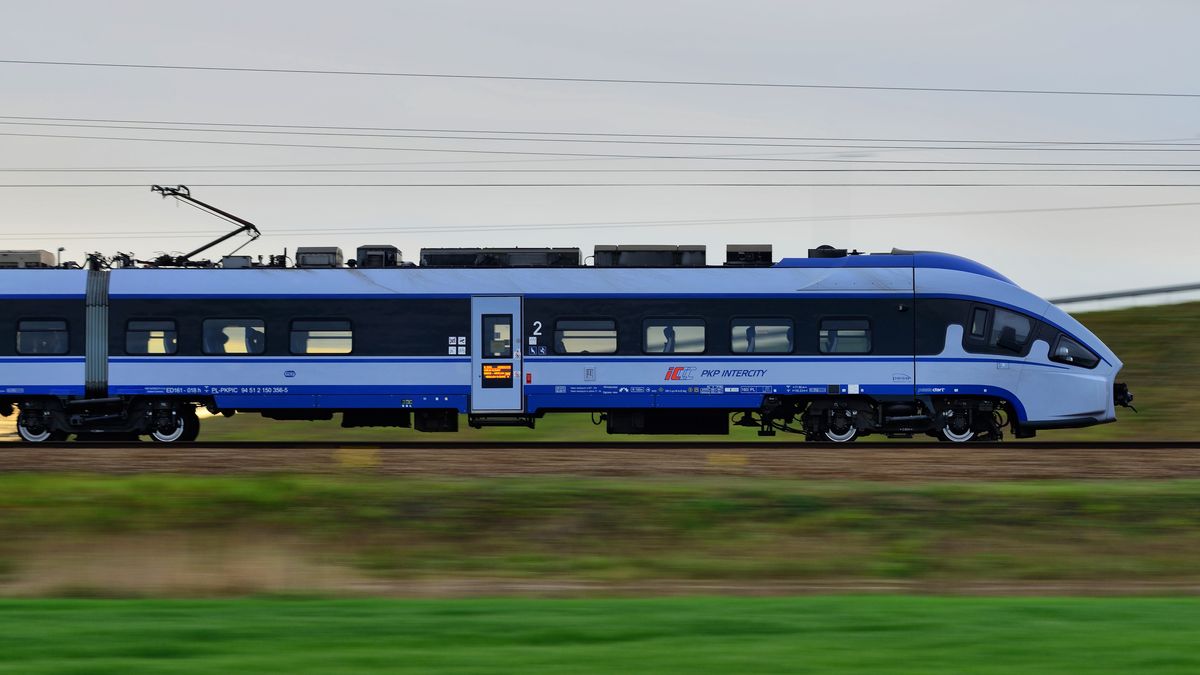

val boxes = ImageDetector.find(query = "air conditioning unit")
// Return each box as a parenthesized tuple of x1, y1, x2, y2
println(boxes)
(0, 250, 55, 268)
(725, 244, 773, 267)
(419, 247, 580, 267)
(593, 245, 706, 267)
(295, 247, 344, 268)
(356, 245, 401, 268)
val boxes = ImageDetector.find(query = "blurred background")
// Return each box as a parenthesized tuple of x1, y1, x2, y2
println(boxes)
(3, 2, 1200, 672)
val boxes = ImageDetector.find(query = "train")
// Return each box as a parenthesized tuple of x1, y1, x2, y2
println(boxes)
(0, 243, 1133, 443)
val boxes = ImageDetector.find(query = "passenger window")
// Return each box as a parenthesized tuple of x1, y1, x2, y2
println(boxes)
(1051, 335, 1100, 369)
(482, 315, 513, 358)
(990, 309, 1031, 352)
(126, 320, 178, 355)
(554, 320, 617, 354)
(969, 308, 988, 339)
(732, 318, 793, 354)
(644, 318, 705, 354)
(203, 319, 266, 355)
(290, 320, 352, 355)
(16, 320, 68, 355)
(819, 319, 871, 354)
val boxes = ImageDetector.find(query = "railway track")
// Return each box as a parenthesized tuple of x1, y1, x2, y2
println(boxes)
(0, 441, 1197, 480)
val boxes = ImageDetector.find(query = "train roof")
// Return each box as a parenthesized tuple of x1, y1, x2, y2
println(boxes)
(0, 250, 1019, 302)
(773, 251, 1013, 285)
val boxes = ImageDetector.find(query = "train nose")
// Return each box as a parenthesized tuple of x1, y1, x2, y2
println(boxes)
(1114, 383, 1135, 411)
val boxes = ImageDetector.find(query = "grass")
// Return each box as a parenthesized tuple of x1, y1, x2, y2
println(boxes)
(189, 300, 1200, 442)
(1049, 300, 1200, 441)
(3, 474, 1200, 586)
(0, 596, 1197, 674)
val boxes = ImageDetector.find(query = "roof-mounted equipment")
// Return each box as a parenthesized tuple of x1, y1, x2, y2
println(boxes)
(0, 250, 55, 268)
(419, 247, 580, 267)
(725, 244, 773, 267)
(295, 247, 344, 268)
(808, 245, 847, 259)
(593, 245, 706, 267)
(356, 245, 402, 268)
(148, 185, 262, 267)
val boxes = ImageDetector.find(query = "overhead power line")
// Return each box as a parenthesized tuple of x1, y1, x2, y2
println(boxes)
(10, 159, 1200, 171)
(3, 114, 1198, 147)
(2, 181, 1200, 186)
(2, 59, 1199, 99)
(4, 122, 1200, 153)
(5, 200, 1199, 242)
(2, 165, 1200, 171)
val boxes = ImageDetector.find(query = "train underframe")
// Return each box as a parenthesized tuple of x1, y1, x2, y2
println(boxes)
(600, 394, 1017, 442)
(2, 393, 1024, 443)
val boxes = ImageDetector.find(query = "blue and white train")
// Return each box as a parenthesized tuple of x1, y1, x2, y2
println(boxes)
(0, 245, 1132, 442)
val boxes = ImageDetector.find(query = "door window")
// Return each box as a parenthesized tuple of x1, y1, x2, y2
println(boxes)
(482, 315, 513, 358)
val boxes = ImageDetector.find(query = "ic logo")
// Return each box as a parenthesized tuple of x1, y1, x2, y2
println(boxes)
(664, 367, 696, 381)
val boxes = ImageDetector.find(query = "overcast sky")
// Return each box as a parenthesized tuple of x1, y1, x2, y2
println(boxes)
(1, 0, 1198, 297)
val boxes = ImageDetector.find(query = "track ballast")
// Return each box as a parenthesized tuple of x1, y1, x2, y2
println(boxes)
(0, 441, 1196, 480)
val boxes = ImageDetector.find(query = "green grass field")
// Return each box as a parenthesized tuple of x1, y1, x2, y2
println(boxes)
(0, 596, 1197, 674)
(190, 301, 1200, 442)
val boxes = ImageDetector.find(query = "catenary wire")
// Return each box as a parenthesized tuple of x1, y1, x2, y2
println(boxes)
(2, 114, 1198, 147)
(5, 200, 1199, 241)
(2, 166, 1200, 171)
(2, 181, 1200, 186)
(2, 59, 1200, 98)
(4, 123, 1200, 153)
(11, 159, 1200, 171)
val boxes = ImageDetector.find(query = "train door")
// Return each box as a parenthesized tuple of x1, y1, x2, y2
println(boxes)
(470, 296, 524, 413)
(896, 294, 917, 399)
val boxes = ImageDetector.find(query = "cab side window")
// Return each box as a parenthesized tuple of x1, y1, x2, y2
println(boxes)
(1051, 335, 1100, 369)
(964, 306, 1034, 355)
(990, 309, 1032, 352)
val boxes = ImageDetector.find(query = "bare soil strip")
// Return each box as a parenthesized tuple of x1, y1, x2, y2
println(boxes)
(2, 444, 1200, 479)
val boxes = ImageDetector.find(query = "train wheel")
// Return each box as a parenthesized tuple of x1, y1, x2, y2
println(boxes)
(938, 427, 976, 443)
(824, 427, 859, 442)
(938, 409, 976, 443)
(150, 409, 200, 444)
(16, 414, 66, 443)
(823, 413, 859, 442)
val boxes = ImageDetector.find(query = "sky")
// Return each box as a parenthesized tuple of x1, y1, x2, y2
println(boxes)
(1, 0, 1198, 298)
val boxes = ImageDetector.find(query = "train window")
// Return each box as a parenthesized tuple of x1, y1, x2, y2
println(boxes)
(643, 318, 705, 354)
(969, 308, 988, 339)
(290, 320, 352, 355)
(990, 309, 1032, 351)
(819, 319, 871, 354)
(16, 320, 68, 355)
(202, 319, 266, 355)
(1050, 335, 1100, 369)
(554, 319, 617, 354)
(126, 320, 178, 355)
(482, 315, 513, 358)
(731, 318, 793, 354)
